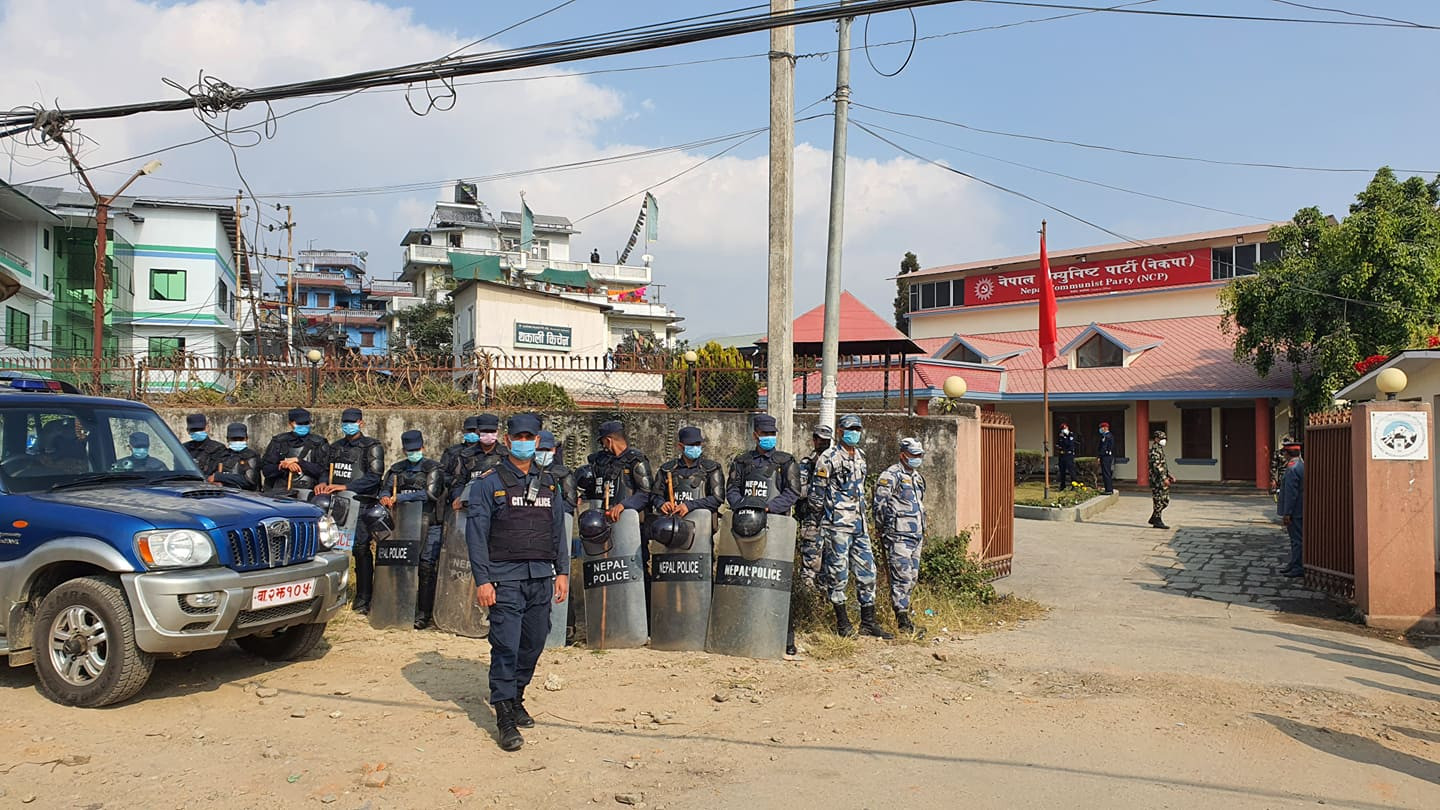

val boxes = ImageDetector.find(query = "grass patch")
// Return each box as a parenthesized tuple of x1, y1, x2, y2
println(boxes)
(804, 633, 861, 660)
(1016, 480, 1097, 508)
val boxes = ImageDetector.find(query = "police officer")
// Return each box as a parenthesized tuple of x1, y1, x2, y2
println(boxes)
(181, 413, 224, 474)
(727, 414, 803, 652)
(449, 413, 510, 510)
(536, 431, 576, 513)
(209, 423, 262, 490)
(594, 420, 654, 521)
(796, 424, 833, 590)
(812, 414, 891, 639)
(1277, 440, 1305, 577)
(113, 432, 167, 471)
(316, 408, 386, 614)
(1056, 422, 1078, 490)
(874, 438, 928, 636)
(1098, 422, 1116, 495)
(261, 407, 328, 494)
(1271, 434, 1294, 497)
(1148, 430, 1174, 529)
(465, 413, 569, 752)
(379, 430, 446, 629)
(651, 426, 724, 516)
(440, 415, 482, 492)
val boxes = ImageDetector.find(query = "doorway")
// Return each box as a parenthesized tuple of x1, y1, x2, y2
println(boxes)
(1221, 406, 1256, 481)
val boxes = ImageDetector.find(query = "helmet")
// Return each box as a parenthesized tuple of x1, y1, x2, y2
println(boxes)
(731, 506, 768, 539)
(363, 502, 393, 535)
(647, 514, 695, 550)
(329, 494, 352, 526)
(578, 508, 613, 554)
(307, 493, 333, 513)
(574, 465, 597, 499)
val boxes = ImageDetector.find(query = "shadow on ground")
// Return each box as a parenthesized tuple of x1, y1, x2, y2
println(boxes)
(1256, 713, 1440, 787)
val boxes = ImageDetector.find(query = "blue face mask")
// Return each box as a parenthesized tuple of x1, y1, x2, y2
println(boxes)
(228, 441, 247, 452)
(341, 422, 360, 436)
(293, 425, 310, 437)
(190, 431, 207, 442)
(841, 430, 862, 447)
(683, 445, 704, 460)
(406, 450, 424, 463)
(757, 435, 777, 452)
(463, 432, 480, 444)
(535, 450, 555, 468)
(509, 439, 537, 460)
(133, 448, 149, 460)
(905, 456, 923, 469)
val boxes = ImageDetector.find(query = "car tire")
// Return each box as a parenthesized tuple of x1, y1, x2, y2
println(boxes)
(32, 576, 155, 708)
(234, 622, 328, 661)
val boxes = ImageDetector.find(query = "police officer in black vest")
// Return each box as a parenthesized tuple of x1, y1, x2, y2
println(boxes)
(379, 430, 446, 629)
(209, 423, 262, 490)
(182, 413, 224, 475)
(1098, 421, 1116, 494)
(537, 430, 576, 513)
(1056, 422, 1078, 490)
(449, 413, 510, 510)
(725, 414, 802, 514)
(261, 407, 329, 494)
(465, 413, 569, 752)
(439, 415, 482, 489)
(594, 420, 653, 521)
(652, 426, 724, 517)
(315, 408, 386, 614)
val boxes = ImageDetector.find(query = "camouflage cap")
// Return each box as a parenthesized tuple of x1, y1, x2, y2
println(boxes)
(1151, 429, 1167, 440)
(900, 437, 925, 455)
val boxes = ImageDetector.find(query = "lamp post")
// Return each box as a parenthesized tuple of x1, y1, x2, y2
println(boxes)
(1376, 367, 1408, 401)
(306, 349, 323, 406)
(683, 349, 699, 410)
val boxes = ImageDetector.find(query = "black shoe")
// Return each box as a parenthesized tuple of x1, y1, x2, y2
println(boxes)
(833, 603, 856, 638)
(494, 700, 524, 752)
(351, 599, 370, 616)
(896, 610, 920, 636)
(1151, 522, 1170, 530)
(413, 613, 432, 630)
(785, 627, 797, 657)
(859, 605, 894, 640)
(1281, 568, 1304, 578)
(514, 693, 535, 728)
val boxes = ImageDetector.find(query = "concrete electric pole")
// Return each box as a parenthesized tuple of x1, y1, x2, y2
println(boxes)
(766, 0, 796, 442)
(818, 1, 853, 433)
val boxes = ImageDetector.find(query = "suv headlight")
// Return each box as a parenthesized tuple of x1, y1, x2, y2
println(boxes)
(317, 514, 339, 550)
(136, 529, 216, 568)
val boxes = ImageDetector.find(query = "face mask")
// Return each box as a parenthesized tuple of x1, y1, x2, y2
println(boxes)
(133, 448, 149, 460)
(190, 431, 207, 442)
(341, 422, 360, 436)
(1061, 429, 1070, 436)
(905, 456, 923, 469)
(841, 430, 862, 447)
(510, 439, 537, 460)
(463, 432, 480, 444)
(757, 436, 777, 452)
(293, 425, 310, 437)
(535, 450, 555, 468)
(683, 445, 703, 461)
(1158, 439, 1167, 447)
(406, 450, 424, 463)
(478, 432, 498, 447)
(228, 441, 247, 452)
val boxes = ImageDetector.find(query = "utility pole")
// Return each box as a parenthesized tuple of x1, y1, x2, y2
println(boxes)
(283, 205, 296, 360)
(766, 0, 796, 442)
(818, 0, 853, 432)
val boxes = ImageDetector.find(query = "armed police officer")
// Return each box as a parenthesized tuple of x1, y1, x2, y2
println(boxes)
(1056, 422, 1078, 490)
(1277, 439, 1305, 577)
(874, 438, 928, 637)
(1148, 430, 1174, 529)
(726, 414, 803, 653)
(114, 432, 167, 471)
(1098, 422, 1116, 494)
(379, 430, 446, 629)
(594, 420, 654, 521)
(465, 414, 569, 752)
(652, 426, 724, 517)
(315, 408, 386, 614)
(812, 414, 891, 639)
(537, 431, 576, 513)
(261, 407, 328, 495)
(449, 413, 510, 511)
(796, 424, 833, 590)
(439, 415, 482, 488)
(181, 413, 224, 474)
(209, 423, 262, 490)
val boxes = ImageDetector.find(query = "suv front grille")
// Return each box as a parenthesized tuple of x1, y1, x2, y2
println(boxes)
(224, 519, 318, 572)
(236, 598, 317, 628)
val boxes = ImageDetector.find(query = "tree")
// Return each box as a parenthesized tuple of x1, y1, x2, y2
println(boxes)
(392, 298, 454, 360)
(663, 340, 759, 409)
(894, 251, 920, 334)
(1222, 168, 1440, 414)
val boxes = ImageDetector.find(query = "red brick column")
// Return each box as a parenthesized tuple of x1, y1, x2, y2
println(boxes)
(1136, 399, 1150, 487)
(1254, 398, 1272, 490)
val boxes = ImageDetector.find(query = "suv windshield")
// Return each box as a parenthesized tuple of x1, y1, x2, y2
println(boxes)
(0, 401, 203, 494)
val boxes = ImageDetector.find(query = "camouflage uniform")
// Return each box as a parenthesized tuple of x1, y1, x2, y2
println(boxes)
(812, 444, 875, 607)
(796, 448, 825, 588)
(874, 459, 926, 612)
(1148, 434, 1171, 527)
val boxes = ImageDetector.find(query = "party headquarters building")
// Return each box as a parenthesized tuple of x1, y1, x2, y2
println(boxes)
(900, 223, 1297, 489)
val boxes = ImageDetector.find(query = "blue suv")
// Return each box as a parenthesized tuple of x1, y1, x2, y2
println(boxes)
(0, 375, 349, 706)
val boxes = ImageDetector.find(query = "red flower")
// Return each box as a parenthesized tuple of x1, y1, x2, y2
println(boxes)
(1428, 335, 1440, 348)
(1354, 353, 1390, 374)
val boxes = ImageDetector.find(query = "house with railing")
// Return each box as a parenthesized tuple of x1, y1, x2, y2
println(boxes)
(0, 181, 61, 361)
(284, 249, 411, 357)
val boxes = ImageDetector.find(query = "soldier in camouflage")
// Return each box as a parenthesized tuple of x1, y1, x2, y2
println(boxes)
(812, 414, 892, 639)
(874, 437, 927, 636)
(1148, 430, 1174, 529)
(796, 424, 833, 589)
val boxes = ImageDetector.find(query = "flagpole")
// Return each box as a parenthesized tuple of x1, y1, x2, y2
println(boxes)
(1041, 220, 1050, 501)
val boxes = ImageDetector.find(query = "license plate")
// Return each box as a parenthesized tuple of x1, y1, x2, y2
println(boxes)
(251, 578, 316, 609)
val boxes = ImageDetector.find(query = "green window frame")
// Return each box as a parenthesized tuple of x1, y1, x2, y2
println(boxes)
(148, 336, 185, 358)
(5, 306, 30, 351)
(149, 268, 187, 301)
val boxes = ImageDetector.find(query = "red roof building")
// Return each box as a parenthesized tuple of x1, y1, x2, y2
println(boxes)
(760, 290, 922, 356)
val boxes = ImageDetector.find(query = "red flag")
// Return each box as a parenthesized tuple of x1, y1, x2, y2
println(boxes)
(1038, 227, 1058, 365)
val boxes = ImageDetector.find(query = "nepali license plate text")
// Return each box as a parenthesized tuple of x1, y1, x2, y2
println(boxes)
(251, 578, 316, 609)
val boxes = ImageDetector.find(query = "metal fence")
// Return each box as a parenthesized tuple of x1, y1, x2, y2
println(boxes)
(1303, 410, 1355, 600)
(980, 410, 1016, 580)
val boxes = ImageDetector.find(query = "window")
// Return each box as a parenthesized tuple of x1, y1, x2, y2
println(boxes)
(921, 283, 935, 310)
(909, 280, 964, 311)
(1181, 408, 1214, 459)
(1212, 242, 1279, 280)
(933, 281, 951, 308)
(148, 336, 185, 358)
(43, 229, 50, 250)
(1075, 334, 1124, 368)
(218, 280, 230, 316)
(5, 307, 30, 351)
(314, 292, 331, 309)
(360, 331, 375, 348)
(909, 284, 919, 313)
(944, 344, 982, 364)
(149, 268, 187, 301)
(448, 233, 462, 248)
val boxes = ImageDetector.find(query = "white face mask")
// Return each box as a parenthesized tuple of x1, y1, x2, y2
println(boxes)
(1158, 439, 1167, 447)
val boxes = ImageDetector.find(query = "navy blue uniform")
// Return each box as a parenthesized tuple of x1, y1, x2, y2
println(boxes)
(1098, 431, 1116, 494)
(466, 459, 567, 706)
(1277, 457, 1305, 574)
(1056, 430, 1078, 489)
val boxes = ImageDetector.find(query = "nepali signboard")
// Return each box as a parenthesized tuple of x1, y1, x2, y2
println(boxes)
(964, 248, 1212, 306)
(514, 322, 573, 351)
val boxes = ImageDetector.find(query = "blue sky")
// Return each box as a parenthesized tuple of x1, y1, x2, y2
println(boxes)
(4, 0, 1437, 340)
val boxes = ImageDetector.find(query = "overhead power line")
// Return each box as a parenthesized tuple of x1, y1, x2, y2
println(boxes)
(969, 0, 1440, 29)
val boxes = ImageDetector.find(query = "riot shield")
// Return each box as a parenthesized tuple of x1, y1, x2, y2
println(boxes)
(545, 513, 574, 649)
(568, 499, 599, 641)
(582, 508, 648, 649)
(648, 509, 713, 652)
(706, 512, 797, 659)
(434, 509, 489, 638)
(370, 500, 425, 630)
(327, 491, 360, 554)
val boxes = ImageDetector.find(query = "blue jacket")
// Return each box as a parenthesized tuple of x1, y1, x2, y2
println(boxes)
(1277, 458, 1304, 519)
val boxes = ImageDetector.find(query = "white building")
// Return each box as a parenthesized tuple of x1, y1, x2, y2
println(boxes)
(0, 181, 62, 361)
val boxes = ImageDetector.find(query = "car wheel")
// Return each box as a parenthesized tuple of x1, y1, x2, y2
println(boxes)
(32, 576, 155, 708)
(234, 622, 328, 661)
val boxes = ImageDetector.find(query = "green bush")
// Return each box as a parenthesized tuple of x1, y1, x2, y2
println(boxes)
(492, 381, 576, 410)
(1075, 456, 1101, 488)
(662, 341, 759, 410)
(1015, 449, 1044, 483)
(918, 532, 996, 604)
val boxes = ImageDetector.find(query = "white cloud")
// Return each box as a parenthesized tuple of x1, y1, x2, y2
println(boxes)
(0, 0, 1007, 339)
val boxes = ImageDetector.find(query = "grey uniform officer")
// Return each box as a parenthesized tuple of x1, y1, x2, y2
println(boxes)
(466, 413, 569, 752)
(812, 414, 891, 639)
(874, 437, 928, 635)
(1277, 440, 1305, 577)
(796, 424, 833, 589)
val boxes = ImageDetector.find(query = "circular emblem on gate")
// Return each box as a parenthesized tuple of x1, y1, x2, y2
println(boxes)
(973, 277, 995, 302)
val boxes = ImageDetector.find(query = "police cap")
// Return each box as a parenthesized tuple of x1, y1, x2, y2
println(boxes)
(538, 430, 558, 450)
(900, 437, 925, 456)
(678, 426, 703, 444)
(226, 422, 248, 440)
(185, 413, 207, 431)
(813, 424, 833, 440)
(1151, 429, 1167, 441)
(752, 414, 777, 433)
(129, 432, 150, 448)
(463, 415, 482, 432)
(476, 413, 500, 431)
(1283, 440, 1303, 452)
(838, 414, 863, 430)
(288, 407, 312, 425)
(598, 420, 626, 439)
(508, 413, 542, 436)
(401, 429, 424, 451)
(341, 407, 363, 422)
